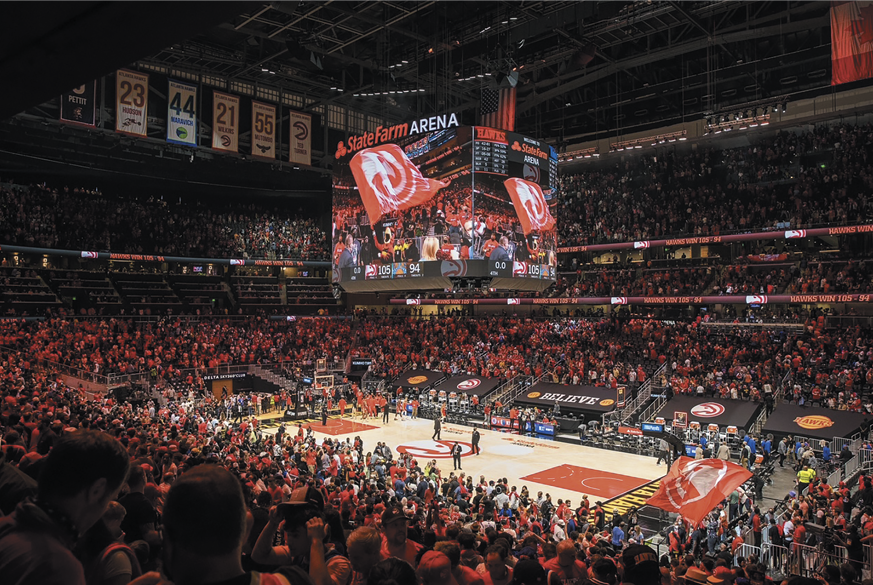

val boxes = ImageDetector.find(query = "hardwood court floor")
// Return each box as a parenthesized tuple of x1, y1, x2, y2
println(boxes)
(261, 414, 664, 506)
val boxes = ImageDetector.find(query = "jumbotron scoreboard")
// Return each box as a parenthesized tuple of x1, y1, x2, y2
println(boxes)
(331, 113, 558, 292)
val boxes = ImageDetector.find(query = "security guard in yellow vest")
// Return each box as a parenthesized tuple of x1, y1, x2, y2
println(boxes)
(796, 464, 816, 493)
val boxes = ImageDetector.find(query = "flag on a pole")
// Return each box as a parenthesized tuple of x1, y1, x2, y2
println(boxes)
(646, 457, 753, 525)
(481, 87, 516, 131)
(832, 1, 873, 85)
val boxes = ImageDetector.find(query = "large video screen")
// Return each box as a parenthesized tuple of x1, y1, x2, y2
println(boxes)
(332, 123, 558, 291)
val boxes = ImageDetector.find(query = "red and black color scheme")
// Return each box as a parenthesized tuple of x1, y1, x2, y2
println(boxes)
(653, 396, 762, 431)
(762, 404, 872, 440)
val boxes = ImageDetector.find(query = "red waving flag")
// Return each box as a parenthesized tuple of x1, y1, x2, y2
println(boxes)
(646, 457, 752, 525)
(504, 178, 556, 236)
(350, 143, 450, 224)
(832, 1, 873, 85)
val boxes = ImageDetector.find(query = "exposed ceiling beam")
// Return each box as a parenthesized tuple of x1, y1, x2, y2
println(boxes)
(516, 14, 828, 115)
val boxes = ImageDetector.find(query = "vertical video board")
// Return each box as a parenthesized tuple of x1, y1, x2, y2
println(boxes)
(332, 116, 557, 290)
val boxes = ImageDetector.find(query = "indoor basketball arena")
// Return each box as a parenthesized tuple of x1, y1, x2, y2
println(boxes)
(1, 3, 872, 585)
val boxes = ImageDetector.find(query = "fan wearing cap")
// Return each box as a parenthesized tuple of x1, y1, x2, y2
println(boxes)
(418, 549, 462, 585)
(543, 540, 586, 585)
(380, 505, 423, 566)
(619, 544, 661, 585)
(252, 485, 352, 585)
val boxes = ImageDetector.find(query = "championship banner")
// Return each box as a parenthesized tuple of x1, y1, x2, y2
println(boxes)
(212, 91, 239, 152)
(616, 385, 627, 408)
(167, 79, 197, 146)
(60, 81, 96, 127)
(288, 110, 312, 166)
(115, 69, 149, 136)
(251, 101, 276, 159)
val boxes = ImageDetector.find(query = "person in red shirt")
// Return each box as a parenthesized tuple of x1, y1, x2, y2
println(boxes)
(481, 545, 513, 585)
(543, 540, 586, 585)
(380, 506, 422, 566)
(338, 398, 347, 418)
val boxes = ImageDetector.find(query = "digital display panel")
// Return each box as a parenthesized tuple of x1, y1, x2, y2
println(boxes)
(332, 122, 557, 291)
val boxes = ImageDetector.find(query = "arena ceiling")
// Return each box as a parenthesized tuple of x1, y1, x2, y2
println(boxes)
(1, 1, 839, 150)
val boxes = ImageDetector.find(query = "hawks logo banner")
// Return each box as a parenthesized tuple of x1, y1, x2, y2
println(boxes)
(504, 178, 556, 235)
(832, 1, 873, 85)
(289, 110, 312, 166)
(167, 80, 197, 146)
(116, 69, 149, 136)
(251, 101, 276, 159)
(647, 457, 752, 525)
(212, 91, 239, 152)
(350, 143, 451, 224)
(60, 82, 96, 127)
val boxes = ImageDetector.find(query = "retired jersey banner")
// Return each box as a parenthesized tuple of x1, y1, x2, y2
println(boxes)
(251, 101, 276, 159)
(212, 91, 239, 152)
(832, 1, 873, 85)
(60, 81, 96, 127)
(115, 69, 149, 136)
(288, 110, 312, 166)
(167, 79, 197, 146)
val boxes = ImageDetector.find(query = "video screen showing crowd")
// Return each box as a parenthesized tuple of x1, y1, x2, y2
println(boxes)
(332, 123, 559, 288)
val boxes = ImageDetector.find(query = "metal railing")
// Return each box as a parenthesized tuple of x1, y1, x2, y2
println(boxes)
(622, 361, 668, 423)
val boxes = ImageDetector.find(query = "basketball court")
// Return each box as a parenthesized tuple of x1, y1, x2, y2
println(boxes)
(260, 413, 664, 508)
(520, 464, 650, 501)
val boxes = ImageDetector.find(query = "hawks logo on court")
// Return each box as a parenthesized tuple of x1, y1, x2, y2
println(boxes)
(690, 402, 725, 418)
(407, 376, 428, 385)
(457, 379, 481, 390)
(396, 440, 474, 459)
(527, 392, 541, 399)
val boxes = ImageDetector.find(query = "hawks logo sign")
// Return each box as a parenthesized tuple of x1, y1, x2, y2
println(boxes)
(647, 457, 752, 524)
(690, 402, 726, 418)
(457, 379, 481, 390)
(794, 415, 834, 430)
(396, 440, 474, 459)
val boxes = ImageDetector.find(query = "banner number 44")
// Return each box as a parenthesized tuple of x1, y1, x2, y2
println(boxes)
(170, 93, 195, 118)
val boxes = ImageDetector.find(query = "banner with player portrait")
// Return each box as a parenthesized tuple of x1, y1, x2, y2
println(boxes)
(251, 101, 276, 159)
(60, 82, 96, 127)
(166, 79, 197, 146)
(115, 69, 149, 136)
(288, 110, 312, 166)
(212, 91, 239, 152)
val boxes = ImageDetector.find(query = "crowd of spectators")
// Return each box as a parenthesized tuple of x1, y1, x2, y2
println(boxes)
(558, 123, 873, 248)
(0, 316, 352, 379)
(0, 345, 799, 585)
(0, 183, 330, 260)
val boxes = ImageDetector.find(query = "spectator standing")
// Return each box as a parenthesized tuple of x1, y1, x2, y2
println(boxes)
(0, 430, 130, 585)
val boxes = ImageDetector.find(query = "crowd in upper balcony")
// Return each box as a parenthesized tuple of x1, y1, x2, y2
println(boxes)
(0, 183, 330, 260)
(557, 123, 873, 247)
